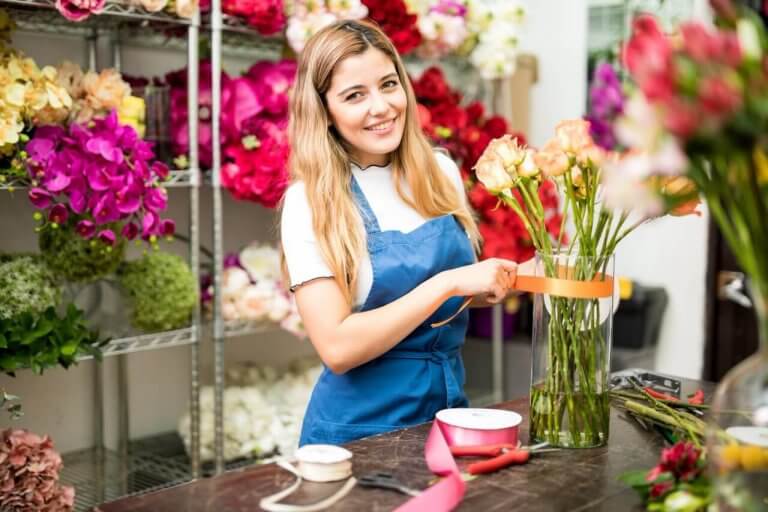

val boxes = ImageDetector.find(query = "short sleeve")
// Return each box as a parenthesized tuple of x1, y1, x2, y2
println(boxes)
(280, 182, 334, 290)
(434, 150, 466, 204)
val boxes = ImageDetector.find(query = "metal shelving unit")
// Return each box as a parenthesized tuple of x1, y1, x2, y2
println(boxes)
(1, 1, 202, 510)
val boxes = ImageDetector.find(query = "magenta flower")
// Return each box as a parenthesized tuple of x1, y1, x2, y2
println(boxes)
(76, 219, 96, 238)
(28, 188, 53, 208)
(97, 229, 116, 246)
(160, 219, 176, 237)
(55, 0, 105, 21)
(143, 187, 168, 212)
(48, 204, 69, 225)
(121, 222, 138, 240)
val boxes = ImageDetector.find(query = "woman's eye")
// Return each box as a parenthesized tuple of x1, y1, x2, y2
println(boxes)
(346, 91, 363, 101)
(383, 80, 399, 89)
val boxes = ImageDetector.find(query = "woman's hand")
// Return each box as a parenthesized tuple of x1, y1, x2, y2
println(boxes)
(441, 258, 517, 304)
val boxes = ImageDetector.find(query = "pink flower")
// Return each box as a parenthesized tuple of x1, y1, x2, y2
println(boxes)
(76, 219, 96, 238)
(681, 22, 720, 63)
(55, 0, 105, 21)
(97, 229, 116, 246)
(698, 76, 742, 116)
(48, 204, 69, 225)
(29, 188, 53, 209)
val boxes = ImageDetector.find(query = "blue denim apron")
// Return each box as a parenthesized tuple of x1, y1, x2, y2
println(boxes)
(299, 174, 475, 446)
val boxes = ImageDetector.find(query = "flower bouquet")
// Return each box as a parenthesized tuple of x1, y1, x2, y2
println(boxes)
(474, 119, 694, 447)
(607, 2, 768, 507)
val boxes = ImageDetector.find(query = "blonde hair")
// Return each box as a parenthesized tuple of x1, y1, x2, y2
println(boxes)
(282, 19, 479, 306)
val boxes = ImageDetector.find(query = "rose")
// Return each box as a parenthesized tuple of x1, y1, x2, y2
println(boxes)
(55, 0, 105, 21)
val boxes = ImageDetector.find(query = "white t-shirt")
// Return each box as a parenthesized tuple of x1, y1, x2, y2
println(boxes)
(281, 151, 465, 307)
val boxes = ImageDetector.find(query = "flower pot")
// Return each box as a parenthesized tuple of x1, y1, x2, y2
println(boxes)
(529, 250, 614, 448)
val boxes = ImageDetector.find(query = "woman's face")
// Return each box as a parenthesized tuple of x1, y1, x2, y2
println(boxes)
(325, 47, 407, 167)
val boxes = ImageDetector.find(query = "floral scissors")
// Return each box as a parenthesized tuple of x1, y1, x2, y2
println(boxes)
(450, 442, 559, 475)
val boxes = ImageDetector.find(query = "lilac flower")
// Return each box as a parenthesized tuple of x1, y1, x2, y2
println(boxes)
(587, 62, 625, 150)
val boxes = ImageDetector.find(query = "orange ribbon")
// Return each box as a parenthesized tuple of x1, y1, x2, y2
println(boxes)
(431, 268, 614, 328)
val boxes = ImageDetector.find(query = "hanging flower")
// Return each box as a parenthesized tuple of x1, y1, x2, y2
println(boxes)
(55, 0, 105, 21)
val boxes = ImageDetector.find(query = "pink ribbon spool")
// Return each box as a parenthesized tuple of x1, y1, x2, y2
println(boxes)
(436, 408, 521, 447)
(394, 408, 523, 512)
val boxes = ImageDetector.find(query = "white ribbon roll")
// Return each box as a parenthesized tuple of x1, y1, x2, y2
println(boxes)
(260, 445, 357, 512)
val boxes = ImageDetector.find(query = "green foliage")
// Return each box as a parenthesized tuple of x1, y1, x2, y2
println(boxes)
(118, 251, 197, 332)
(38, 222, 125, 283)
(0, 304, 104, 376)
(0, 255, 61, 320)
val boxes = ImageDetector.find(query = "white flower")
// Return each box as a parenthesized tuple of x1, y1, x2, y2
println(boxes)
(470, 39, 518, 79)
(327, 0, 368, 19)
(286, 10, 337, 53)
(737, 18, 762, 61)
(602, 155, 664, 217)
(235, 282, 274, 321)
(222, 267, 251, 299)
(239, 243, 281, 282)
(267, 292, 292, 322)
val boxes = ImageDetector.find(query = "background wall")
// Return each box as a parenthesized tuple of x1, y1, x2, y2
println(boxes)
(1, 0, 711, 455)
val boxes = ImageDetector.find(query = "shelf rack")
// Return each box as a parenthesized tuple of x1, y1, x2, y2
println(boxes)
(1, 1, 203, 509)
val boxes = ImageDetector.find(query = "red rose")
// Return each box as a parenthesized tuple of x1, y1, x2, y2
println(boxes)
(482, 115, 509, 139)
(413, 67, 454, 104)
(430, 103, 468, 133)
(465, 101, 485, 125)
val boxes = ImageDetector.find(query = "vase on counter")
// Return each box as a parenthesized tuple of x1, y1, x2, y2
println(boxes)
(708, 285, 768, 511)
(529, 250, 614, 448)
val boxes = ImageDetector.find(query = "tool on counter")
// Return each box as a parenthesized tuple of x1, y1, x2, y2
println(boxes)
(450, 442, 559, 475)
(358, 471, 421, 497)
(260, 444, 357, 512)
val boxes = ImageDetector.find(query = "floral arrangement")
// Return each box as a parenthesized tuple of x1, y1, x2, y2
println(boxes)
(474, 120, 695, 447)
(285, 0, 369, 53)
(54, 0, 197, 21)
(362, 0, 422, 55)
(412, 66, 562, 262)
(0, 428, 75, 511)
(177, 358, 322, 461)
(223, 0, 286, 35)
(0, 255, 61, 320)
(26, 111, 175, 253)
(118, 251, 197, 332)
(201, 243, 304, 338)
(167, 59, 295, 206)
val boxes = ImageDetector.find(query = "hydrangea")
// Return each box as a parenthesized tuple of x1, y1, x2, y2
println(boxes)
(0, 428, 74, 511)
(118, 251, 197, 332)
(0, 255, 61, 320)
(38, 221, 125, 283)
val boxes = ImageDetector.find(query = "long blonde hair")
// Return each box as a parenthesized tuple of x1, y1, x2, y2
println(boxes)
(283, 19, 479, 306)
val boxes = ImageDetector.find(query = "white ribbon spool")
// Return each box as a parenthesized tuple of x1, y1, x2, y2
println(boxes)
(260, 445, 357, 512)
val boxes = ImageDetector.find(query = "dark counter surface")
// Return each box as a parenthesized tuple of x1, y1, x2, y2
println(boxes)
(96, 378, 711, 512)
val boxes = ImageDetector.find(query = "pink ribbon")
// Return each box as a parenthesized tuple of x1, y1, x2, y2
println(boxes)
(394, 410, 520, 512)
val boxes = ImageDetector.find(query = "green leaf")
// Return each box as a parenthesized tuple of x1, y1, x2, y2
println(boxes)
(0, 333, 6, 348)
(619, 469, 651, 488)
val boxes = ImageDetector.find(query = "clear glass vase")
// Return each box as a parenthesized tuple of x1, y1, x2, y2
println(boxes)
(529, 250, 614, 448)
(708, 286, 768, 511)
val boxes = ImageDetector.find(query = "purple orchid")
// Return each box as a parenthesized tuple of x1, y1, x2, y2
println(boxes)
(587, 62, 625, 150)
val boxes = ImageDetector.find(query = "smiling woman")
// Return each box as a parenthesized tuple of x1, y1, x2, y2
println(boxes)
(279, 19, 519, 447)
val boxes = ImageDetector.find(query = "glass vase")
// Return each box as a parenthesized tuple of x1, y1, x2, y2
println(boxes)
(708, 285, 768, 511)
(529, 250, 614, 448)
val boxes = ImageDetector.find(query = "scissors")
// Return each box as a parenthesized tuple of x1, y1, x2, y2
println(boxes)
(357, 471, 421, 497)
(450, 442, 559, 475)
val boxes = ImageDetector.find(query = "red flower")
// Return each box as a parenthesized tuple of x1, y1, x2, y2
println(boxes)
(681, 22, 720, 63)
(413, 67, 456, 104)
(662, 98, 700, 138)
(623, 15, 675, 103)
(483, 116, 509, 139)
(465, 101, 485, 125)
(362, 0, 422, 55)
(698, 76, 741, 116)
(649, 481, 674, 499)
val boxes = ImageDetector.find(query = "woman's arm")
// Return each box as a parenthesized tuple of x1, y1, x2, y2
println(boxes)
(468, 257, 536, 307)
(295, 258, 517, 374)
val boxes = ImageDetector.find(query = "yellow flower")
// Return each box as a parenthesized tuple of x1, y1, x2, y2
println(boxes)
(56, 60, 85, 99)
(658, 176, 701, 217)
(739, 445, 768, 471)
(0, 102, 23, 146)
(119, 96, 147, 137)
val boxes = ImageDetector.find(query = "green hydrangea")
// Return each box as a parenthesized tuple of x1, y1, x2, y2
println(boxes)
(39, 224, 125, 283)
(0, 256, 61, 320)
(118, 251, 197, 332)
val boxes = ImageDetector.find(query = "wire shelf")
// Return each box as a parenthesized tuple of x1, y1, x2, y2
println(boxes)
(0, 170, 196, 191)
(223, 319, 275, 339)
(1, 0, 196, 34)
(79, 326, 197, 361)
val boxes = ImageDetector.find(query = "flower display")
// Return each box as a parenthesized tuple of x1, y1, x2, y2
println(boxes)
(55, 0, 105, 22)
(586, 63, 624, 150)
(285, 0, 368, 53)
(219, 60, 296, 206)
(0, 429, 75, 511)
(362, 0, 421, 55)
(25, 111, 175, 250)
(0, 255, 61, 320)
(464, 0, 525, 79)
(413, 66, 561, 262)
(201, 243, 305, 338)
(415, 1, 468, 58)
(118, 251, 197, 332)
(223, 0, 286, 35)
(177, 358, 322, 461)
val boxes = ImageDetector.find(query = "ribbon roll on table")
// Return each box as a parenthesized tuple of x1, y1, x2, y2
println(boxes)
(260, 444, 357, 512)
(394, 408, 523, 512)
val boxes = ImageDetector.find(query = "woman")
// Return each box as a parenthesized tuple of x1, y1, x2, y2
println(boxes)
(280, 19, 517, 447)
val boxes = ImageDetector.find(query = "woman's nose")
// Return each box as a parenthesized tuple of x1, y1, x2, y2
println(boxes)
(368, 91, 389, 116)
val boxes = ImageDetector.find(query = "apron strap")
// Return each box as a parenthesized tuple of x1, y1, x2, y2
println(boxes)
(350, 175, 381, 234)
(381, 349, 464, 407)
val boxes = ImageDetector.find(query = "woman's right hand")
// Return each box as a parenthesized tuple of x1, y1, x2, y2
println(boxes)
(441, 258, 518, 304)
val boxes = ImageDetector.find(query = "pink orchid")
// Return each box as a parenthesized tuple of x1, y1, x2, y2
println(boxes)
(55, 0, 104, 21)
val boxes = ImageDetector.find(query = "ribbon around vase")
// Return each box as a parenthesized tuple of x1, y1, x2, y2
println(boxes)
(431, 267, 614, 328)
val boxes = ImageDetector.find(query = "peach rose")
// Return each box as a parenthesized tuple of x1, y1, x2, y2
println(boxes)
(518, 149, 540, 178)
(474, 148, 513, 193)
(555, 119, 593, 154)
(82, 68, 130, 113)
(534, 139, 570, 177)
